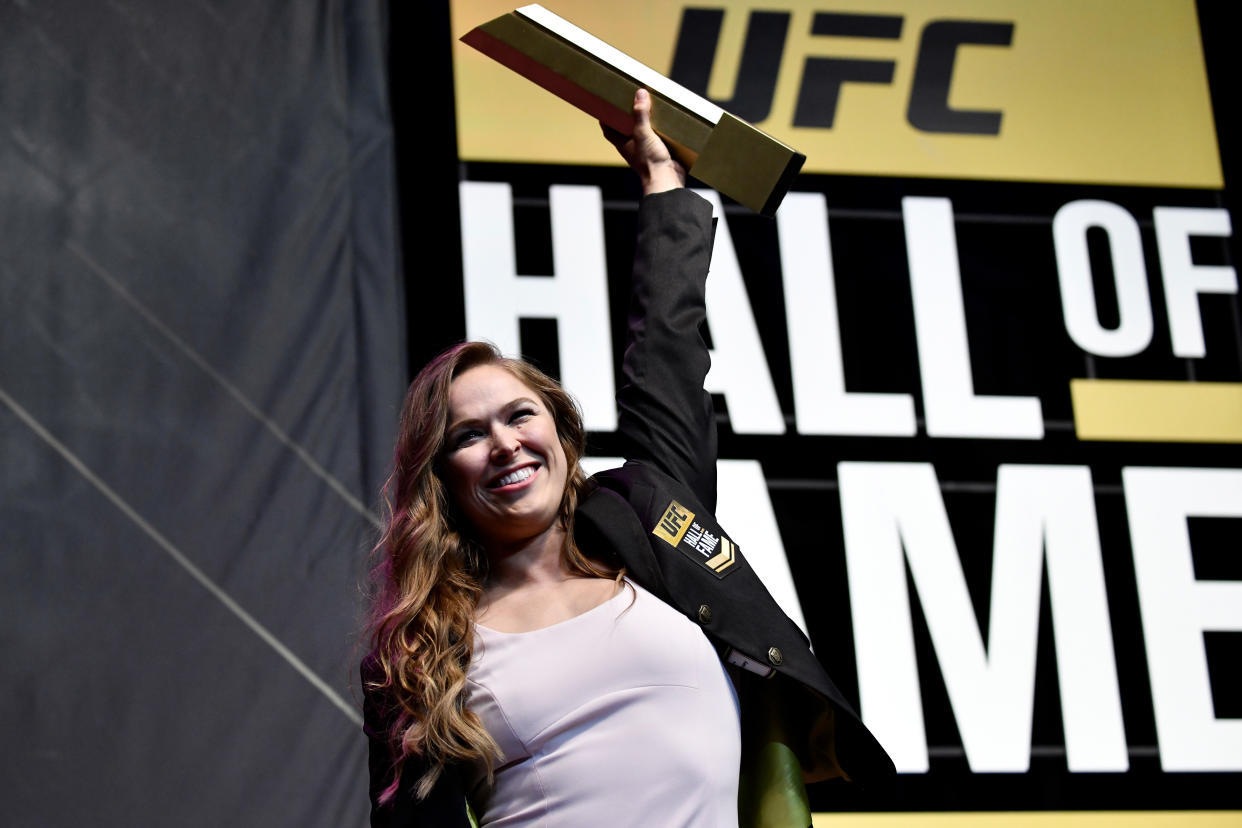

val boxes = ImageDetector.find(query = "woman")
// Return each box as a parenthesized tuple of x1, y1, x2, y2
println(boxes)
(363, 90, 894, 827)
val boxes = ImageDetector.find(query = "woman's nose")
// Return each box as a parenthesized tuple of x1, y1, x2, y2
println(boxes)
(490, 427, 520, 458)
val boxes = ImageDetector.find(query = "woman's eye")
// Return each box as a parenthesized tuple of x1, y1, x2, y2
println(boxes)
(452, 430, 482, 448)
(510, 408, 536, 423)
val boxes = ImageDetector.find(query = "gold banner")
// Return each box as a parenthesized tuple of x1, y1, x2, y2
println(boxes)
(1071, 379, 1242, 443)
(451, 0, 1221, 188)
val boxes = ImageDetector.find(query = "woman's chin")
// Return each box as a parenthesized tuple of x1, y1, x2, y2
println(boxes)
(480, 511, 564, 550)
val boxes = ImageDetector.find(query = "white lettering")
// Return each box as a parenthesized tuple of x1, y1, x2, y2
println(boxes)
(840, 462, 1125, 772)
(459, 182, 616, 429)
(904, 197, 1044, 438)
(777, 192, 916, 436)
(716, 458, 807, 635)
(1053, 200, 1153, 357)
(1153, 207, 1238, 358)
(696, 190, 785, 435)
(1123, 466, 1242, 771)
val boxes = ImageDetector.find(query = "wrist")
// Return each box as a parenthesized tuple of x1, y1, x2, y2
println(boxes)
(641, 162, 685, 195)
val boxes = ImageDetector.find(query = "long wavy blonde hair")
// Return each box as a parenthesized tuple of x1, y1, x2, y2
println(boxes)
(366, 341, 618, 803)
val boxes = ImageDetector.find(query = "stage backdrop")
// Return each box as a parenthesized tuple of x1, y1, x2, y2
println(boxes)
(442, 0, 1242, 822)
(1, 1, 401, 825)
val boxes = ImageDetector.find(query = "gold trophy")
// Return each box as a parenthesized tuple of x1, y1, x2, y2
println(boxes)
(462, 4, 804, 216)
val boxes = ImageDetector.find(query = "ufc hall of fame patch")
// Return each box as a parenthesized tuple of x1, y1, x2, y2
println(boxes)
(651, 499, 738, 578)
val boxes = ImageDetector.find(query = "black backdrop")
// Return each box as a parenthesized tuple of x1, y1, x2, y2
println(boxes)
(2, 1, 400, 825)
(395, 0, 1242, 817)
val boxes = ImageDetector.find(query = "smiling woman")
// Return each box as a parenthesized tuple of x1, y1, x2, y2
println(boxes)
(362, 338, 626, 822)
(361, 90, 895, 828)
(442, 364, 569, 549)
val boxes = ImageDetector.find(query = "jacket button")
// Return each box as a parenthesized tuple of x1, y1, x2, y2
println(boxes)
(697, 604, 713, 624)
(767, 646, 783, 666)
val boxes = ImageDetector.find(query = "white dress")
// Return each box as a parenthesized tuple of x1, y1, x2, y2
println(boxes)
(465, 579, 741, 827)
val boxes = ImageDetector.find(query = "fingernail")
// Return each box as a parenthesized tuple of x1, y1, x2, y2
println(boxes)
(636, 88, 648, 103)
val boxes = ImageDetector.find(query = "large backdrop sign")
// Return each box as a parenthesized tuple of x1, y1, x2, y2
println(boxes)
(445, 0, 1240, 821)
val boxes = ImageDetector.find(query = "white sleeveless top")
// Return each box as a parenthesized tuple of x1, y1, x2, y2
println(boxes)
(465, 579, 741, 827)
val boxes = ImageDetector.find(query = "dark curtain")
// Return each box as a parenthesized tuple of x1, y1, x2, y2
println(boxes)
(0, 1, 404, 824)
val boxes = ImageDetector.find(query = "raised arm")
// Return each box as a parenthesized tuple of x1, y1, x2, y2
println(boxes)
(603, 90, 718, 509)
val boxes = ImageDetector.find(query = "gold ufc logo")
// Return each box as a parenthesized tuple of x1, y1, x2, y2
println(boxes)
(653, 500, 695, 548)
(670, 8, 1014, 135)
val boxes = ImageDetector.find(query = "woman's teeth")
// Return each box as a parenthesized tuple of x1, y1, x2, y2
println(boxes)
(494, 467, 535, 487)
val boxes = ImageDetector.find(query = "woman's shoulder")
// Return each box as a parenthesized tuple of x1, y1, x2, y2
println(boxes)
(588, 459, 705, 511)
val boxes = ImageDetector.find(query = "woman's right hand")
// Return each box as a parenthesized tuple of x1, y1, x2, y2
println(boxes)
(601, 88, 686, 195)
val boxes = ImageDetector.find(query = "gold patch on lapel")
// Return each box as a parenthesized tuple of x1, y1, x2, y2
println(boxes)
(704, 537, 736, 573)
(652, 500, 694, 548)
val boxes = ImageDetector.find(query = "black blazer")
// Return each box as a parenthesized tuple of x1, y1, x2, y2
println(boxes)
(364, 190, 893, 827)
